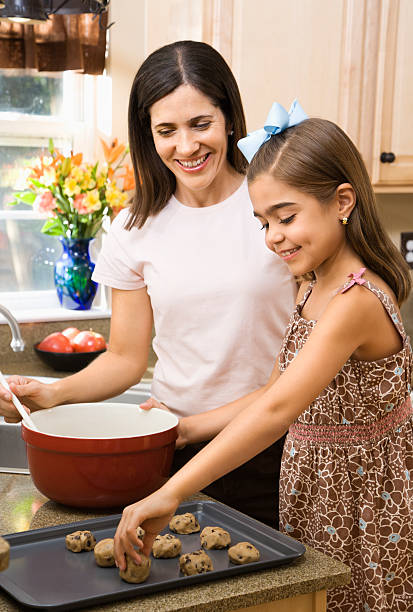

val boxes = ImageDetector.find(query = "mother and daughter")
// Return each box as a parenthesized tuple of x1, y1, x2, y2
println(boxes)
(1, 41, 412, 611)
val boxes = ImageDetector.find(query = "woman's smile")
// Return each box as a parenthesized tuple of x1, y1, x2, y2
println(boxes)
(175, 153, 210, 172)
(150, 84, 237, 205)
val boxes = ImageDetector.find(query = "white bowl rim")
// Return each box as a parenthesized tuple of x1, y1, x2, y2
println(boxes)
(25, 403, 179, 440)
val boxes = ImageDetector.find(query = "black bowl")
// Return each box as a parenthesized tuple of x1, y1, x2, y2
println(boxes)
(34, 343, 106, 372)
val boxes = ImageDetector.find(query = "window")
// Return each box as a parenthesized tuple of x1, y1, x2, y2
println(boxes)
(0, 69, 110, 322)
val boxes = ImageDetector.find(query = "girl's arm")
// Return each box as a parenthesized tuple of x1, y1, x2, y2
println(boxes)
(114, 285, 376, 567)
(0, 287, 153, 420)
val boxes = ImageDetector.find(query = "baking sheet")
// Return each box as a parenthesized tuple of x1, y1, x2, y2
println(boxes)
(0, 500, 305, 611)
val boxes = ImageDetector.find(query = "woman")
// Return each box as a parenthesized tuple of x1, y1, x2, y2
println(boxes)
(0, 41, 296, 528)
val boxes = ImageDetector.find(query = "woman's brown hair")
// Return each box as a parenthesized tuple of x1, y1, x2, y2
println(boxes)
(126, 40, 247, 229)
(247, 118, 411, 305)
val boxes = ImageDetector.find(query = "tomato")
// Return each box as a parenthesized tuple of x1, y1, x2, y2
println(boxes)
(61, 327, 80, 344)
(37, 332, 74, 353)
(72, 330, 106, 353)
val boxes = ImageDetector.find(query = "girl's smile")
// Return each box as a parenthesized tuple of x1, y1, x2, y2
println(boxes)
(249, 174, 349, 277)
(278, 246, 301, 261)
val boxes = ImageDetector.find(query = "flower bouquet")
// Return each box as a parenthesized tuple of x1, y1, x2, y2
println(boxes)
(9, 138, 135, 310)
(9, 137, 134, 239)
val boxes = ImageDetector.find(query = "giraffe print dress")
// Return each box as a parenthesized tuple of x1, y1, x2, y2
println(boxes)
(278, 274, 413, 612)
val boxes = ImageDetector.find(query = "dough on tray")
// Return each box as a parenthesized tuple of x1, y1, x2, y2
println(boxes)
(65, 530, 96, 553)
(228, 541, 260, 565)
(169, 512, 200, 534)
(94, 538, 115, 567)
(119, 553, 151, 583)
(200, 526, 231, 549)
(152, 533, 182, 558)
(179, 549, 213, 575)
(0, 536, 10, 571)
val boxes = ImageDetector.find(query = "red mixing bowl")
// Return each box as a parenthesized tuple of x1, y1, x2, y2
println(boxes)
(21, 403, 178, 509)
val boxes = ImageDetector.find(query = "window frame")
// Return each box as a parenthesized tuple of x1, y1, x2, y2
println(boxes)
(0, 71, 111, 323)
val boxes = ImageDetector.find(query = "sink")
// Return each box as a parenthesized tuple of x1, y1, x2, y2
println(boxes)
(0, 377, 151, 474)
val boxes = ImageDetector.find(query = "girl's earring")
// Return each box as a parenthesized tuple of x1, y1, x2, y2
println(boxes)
(341, 217, 349, 225)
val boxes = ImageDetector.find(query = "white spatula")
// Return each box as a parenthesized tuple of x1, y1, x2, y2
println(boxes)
(0, 372, 39, 432)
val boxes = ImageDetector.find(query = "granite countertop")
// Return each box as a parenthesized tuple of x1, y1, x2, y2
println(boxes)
(0, 472, 350, 612)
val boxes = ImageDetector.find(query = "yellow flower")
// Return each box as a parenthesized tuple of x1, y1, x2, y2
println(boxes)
(70, 165, 84, 182)
(96, 173, 106, 189)
(63, 177, 81, 197)
(105, 184, 128, 212)
(81, 170, 96, 191)
(84, 189, 101, 213)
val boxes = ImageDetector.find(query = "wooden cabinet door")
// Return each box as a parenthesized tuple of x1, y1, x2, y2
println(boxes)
(372, 0, 413, 189)
(231, 0, 346, 131)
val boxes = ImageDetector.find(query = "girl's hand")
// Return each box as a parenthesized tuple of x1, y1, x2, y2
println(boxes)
(139, 397, 187, 449)
(0, 376, 54, 422)
(114, 487, 180, 570)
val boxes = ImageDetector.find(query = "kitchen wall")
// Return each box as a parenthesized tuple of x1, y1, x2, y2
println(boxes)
(377, 193, 413, 338)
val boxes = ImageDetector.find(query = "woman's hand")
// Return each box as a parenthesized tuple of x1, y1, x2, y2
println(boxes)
(0, 376, 55, 422)
(139, 397, 188, 449)
(139, 397, 167, 411)
(114, 486, 180, 570)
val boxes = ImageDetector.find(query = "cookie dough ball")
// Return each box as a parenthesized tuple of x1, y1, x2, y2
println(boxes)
(65, 530, 96, 553)
(0, 536, 10, 571)
(119, 553, 151, 584)
(136, 526, 145, 539)
(179, 550, 213, 575)
(200, 526, 231, 550)
(94, 538, 115, 567)
(169, 512, 200, 534)
(152, 534, 182, 559)
(228, 542, 260, 565)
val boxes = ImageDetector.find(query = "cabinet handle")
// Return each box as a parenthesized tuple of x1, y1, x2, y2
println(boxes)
(380, 152, 396, 163)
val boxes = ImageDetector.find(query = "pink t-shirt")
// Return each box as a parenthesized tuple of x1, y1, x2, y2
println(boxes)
(93, 179, 296, 417)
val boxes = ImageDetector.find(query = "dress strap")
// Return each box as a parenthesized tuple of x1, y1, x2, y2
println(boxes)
(297, 280, 315, 312)
(340, 267, 407, 341)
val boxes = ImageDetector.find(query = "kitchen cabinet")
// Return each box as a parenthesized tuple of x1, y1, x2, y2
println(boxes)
(370, 0, 413, 189)
(109, 1, 412, 189)
(229, 0, 413, 190)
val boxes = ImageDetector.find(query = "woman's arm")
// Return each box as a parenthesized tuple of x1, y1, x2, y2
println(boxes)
(114, 285, 376, 566)
(0, 287, 153, 420)
(178, 358, 282, 445)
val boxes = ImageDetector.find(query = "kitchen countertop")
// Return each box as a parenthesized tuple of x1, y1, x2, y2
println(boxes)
(0, 473, 350, 612)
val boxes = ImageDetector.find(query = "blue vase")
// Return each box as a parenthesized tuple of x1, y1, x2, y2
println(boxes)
(54, 237, 98, 310)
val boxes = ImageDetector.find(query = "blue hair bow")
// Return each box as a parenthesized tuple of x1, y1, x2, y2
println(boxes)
(237, 99, 308, 163)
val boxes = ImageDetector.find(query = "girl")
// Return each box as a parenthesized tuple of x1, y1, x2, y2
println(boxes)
(113, 104, 413, 612)
(0, 42, 296, 529)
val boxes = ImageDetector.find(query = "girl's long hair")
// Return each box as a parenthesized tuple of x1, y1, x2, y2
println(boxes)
(248, 118, 411, 305)
(126, 40, 247, 229)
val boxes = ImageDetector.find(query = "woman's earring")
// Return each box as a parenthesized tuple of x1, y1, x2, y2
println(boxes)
(341, 217, 349, 225)
(229, 130, 234, 136)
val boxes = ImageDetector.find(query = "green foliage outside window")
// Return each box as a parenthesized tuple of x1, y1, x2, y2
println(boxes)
(0, 74, 62, 116)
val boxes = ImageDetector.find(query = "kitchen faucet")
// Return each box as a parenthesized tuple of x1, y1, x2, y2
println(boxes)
(0, 304, 25, 352)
